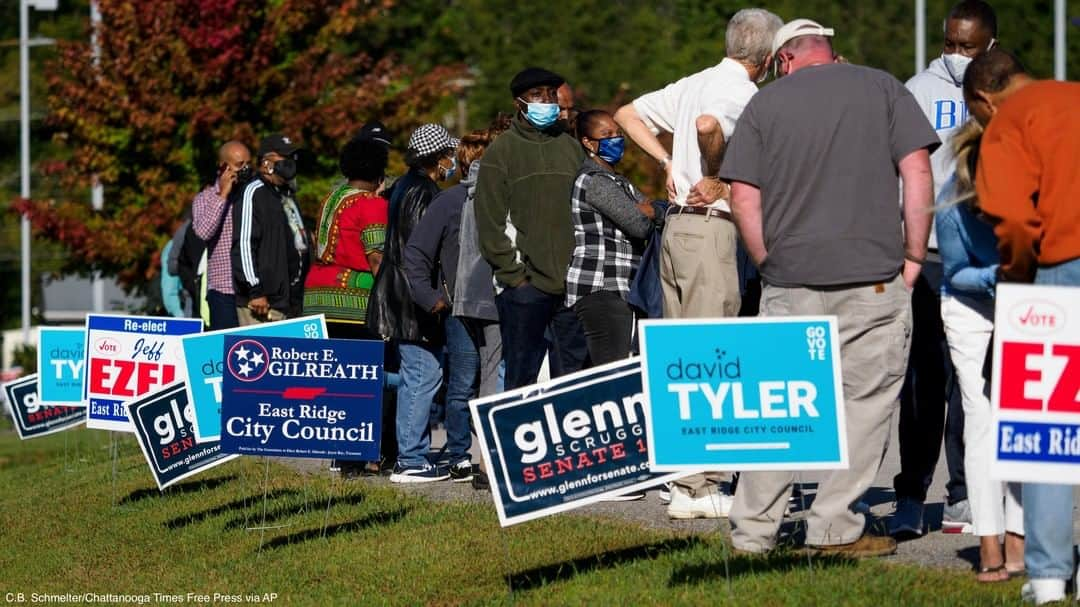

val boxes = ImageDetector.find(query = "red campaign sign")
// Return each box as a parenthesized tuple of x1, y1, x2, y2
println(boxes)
(999, 341, 1080, 413)
(87, 358, 177, 398)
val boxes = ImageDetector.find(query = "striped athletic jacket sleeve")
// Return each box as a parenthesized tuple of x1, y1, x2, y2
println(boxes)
(234, 180, 264, 298)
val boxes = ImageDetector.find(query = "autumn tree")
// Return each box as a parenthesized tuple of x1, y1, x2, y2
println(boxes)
(15, 0, 464, 296)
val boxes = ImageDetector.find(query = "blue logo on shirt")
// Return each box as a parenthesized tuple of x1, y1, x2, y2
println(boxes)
(934, 99, 969, 130)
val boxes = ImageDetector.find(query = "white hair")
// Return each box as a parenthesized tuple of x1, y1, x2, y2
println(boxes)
(726, 8, 784, 66)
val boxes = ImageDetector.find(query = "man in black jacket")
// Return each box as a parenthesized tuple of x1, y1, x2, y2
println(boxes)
(368, 123, 459, 483)
(232, 133, 310, 324)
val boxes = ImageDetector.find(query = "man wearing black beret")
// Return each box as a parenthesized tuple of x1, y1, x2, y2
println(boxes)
(475, 67, 588, 389)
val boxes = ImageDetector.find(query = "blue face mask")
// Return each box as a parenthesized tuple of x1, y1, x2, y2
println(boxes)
(440, 156, 457, 180)
(518, 98, 560, 129)
(596, 136, 625, 165)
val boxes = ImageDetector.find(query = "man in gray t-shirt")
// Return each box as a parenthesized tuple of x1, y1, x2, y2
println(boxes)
(719, 19, 938, 558)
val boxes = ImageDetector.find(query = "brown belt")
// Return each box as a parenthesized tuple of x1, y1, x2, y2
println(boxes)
(668, 205, 733, 222)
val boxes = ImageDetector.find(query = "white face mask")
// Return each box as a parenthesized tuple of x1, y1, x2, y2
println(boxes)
(941, 53, 973, 85)
(941, 38, 996, 85)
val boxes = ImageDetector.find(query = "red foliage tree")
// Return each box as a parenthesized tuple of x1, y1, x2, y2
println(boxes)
(15, 0, 465, 294)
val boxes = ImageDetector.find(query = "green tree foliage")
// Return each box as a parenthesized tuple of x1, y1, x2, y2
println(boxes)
(413, 0, 1078, 197)
(4, 0, 1078, 298)
(424, 0, 1077, 127)
(13, 0, 464, 295)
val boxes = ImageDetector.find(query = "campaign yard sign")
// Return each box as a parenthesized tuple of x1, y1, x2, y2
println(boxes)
(128, 381, 238, 490)
(220, 335, 383, 459)
(2, 374, 84, 440)
(639, 317, 848, 472)
(37, 327, 86, 407)
(471, 359, 686, 527)
(84, 314, 204, 432)
(180, 315, 327, 443)
(991, 284, 1080, 484)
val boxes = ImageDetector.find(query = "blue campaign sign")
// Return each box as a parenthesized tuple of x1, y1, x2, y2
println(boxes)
(128, 381, 238, 490)
(2, 374, 84, 440)
(179, 315, 327, 443)
(471, 359, 686, 527)
(220, 335, 384, 460)
(37, 327, 86, 407)
(639, 317, 848, 472)
(84, 314, 204, 432)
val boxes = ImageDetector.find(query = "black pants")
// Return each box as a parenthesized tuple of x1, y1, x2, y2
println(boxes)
(207, 289, 239, 330)
(894, 268, 967, 505)
(574, 291, 635, 365)
(495, 282, 588, 390)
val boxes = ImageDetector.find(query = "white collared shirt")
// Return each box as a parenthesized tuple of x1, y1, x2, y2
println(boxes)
(632, 57, 758, 211)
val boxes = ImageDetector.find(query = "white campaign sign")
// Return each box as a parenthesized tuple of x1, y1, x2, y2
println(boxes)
(991, 284, 1080, 484)
(84, 314, 203, 432)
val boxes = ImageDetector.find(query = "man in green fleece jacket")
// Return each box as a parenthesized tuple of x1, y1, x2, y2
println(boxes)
(475, 67, 588, 390)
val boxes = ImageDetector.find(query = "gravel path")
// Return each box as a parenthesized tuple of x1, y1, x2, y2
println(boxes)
(283, 413, 1080, 573)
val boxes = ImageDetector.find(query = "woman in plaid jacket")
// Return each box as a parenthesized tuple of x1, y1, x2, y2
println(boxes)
(566, 110, 664, 364)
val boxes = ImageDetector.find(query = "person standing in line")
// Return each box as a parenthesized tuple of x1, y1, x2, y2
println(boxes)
(369, 123, 459, 483)
(721, 19, 938, 558)
(567, 110, 663, 364)
(402, 128, 505, 483)
(474, 68, 588, 390)
(934, 118, 1024, 582)
(557, 83, 577, 132)
(193, 141, 252, 330)
(454, 115, 511, 403)
(303, 131, 391, 478)
(614, 7, 783, 520)
(232, 134, 310, 325)
(890, 0, 999, 538)
(963, 48, 1080, 605)
(160, 223, 188, 318)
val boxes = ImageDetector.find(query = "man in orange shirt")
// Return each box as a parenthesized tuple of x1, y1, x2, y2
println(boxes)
(965, 48, 1080, 605)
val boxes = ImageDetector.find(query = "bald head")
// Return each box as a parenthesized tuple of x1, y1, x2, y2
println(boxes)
(219, 140, 251, 168)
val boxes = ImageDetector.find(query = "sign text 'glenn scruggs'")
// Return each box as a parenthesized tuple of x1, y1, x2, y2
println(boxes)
(513, 392, 647, 471)
(225, 346, 379, 445)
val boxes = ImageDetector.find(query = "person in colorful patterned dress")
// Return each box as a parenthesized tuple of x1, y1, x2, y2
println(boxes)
(303, 132, 392, 477)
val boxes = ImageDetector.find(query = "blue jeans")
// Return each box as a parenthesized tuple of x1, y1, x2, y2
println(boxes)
(207, 289, 239, 330)
(1024, 257, 1080, 581)
(445, 316, 479, 464)
(396, 340, 443, 468)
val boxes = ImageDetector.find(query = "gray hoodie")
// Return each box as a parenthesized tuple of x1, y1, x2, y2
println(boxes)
(905, 57, 969, 250)
(453, 162, 499, 321)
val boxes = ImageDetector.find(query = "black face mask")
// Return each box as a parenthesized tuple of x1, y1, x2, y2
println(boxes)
(235, 164, 255, 185)
(272, 158, 297, 181)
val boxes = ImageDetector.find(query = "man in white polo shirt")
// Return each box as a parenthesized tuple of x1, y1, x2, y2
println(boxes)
(615, 7, 782, 520)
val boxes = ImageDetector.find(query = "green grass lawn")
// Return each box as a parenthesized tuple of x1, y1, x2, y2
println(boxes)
(0, 424, 1022, 606)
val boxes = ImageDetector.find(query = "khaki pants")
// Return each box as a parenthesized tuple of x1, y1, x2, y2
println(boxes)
(660, 212, 741, 492)
(237, 307, 286, 327)
(730, 274, 912, 550)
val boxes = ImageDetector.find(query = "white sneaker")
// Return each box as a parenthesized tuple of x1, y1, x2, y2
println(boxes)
(667, 485, 732, 519)
(1021, 579, 1066, 605)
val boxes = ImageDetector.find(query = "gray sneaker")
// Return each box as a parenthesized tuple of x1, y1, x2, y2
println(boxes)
(942, 499, 974, 534)
(887, 498, 925, 539)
